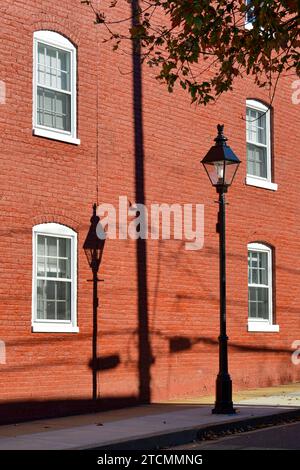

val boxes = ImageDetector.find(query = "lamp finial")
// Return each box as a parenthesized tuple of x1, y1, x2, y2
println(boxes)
(215, 124, 228, 146)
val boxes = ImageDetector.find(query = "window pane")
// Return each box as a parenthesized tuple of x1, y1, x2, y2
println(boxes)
(58, 259, 71, 278)
(37, 235, 45, 256)
(59, 238, 71, 258)
(37, 88, 52, 128)
(46, 301, 55, 319)
(249, 287, 258, 318)
(258, 252, 268, 285)
(246, 107, 256, 141)
(37, 280, 47, 319)
(248, 253, 251, 283)
(37, 288, 45, 319)
(46, 281, 55, 300)
(37, 256, 45, 276)
(247, 143, 267, 178)
(46, 257, 57, 278)
(57, 50, 70, 91)
(46, 237, 57, 257)
(59, 238, 67, 257)
(57, 283, 71, 320)
(257, 113, 266, 145)
(57, 300, 71, 321)
(44, 45, 57, 88)
(55, 92, 71, 131)
(38, 44, 45, 66)
(57, 282, 66, 301)
(248, 251, 258, 284)
(43, 89, 55, 128)
(257, 287, 269, 319)
(37, 44, 46, 86)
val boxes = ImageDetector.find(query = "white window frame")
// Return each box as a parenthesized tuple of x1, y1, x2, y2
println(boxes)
(33, 31, 80, 145)
(245, 99, 277, 191)
(32, 223, 79, 333)
(247, 242, 279, 332)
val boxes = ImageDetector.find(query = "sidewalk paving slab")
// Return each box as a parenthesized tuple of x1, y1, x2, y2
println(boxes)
(0, 383, 299, 450)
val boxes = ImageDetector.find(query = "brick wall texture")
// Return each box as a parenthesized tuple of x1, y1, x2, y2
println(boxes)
(0, 0, 299, 420)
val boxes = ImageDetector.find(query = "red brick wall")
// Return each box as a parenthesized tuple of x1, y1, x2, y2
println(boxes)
(0, 0, 299, 418)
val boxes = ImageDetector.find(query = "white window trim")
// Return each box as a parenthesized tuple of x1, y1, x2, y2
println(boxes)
(245, 176, 278, 191)
(247, 322, 279, 332)
(33, 31, 80, 145)
(247, 242, 279, 332)
(245, 99, 277, 190)
(32, 223, 79, 333)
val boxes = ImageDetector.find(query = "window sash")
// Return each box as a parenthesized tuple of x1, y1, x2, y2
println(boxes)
(248, 246, 273, 323)
(37, 279, 71, 322)
(247, 143, 268, 179)
(33, 231, 75, 325)
(249, 286, 269, 320)
(246, 108, 267, 146)
(246, 102, 271, 181)
(37, 43, 71, 93)
(37, 86, 71, 133)
(248, 250, 269, 286)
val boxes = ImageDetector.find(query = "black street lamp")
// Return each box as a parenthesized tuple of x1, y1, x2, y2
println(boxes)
(83, 203, 106, 402)
(201, 124, 241, 414)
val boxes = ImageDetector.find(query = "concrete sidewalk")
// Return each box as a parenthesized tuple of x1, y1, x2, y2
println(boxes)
(0, 383, 299, 450)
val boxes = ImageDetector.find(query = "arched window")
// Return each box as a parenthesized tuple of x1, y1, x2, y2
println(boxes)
(32, 223, 78, 333)
(247, 242, 278, 332)
(246, 99, 277, 191)
(33, 31, 79, 145)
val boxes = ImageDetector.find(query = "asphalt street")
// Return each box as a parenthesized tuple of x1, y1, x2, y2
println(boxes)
(172, 421, 300, 450)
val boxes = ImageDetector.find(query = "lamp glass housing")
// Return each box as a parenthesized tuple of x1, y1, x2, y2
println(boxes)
(203, 160, 240, 187)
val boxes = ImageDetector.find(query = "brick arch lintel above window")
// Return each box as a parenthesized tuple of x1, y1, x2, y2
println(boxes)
(29, 18, 81, 47)
(31, 213, 80, 234)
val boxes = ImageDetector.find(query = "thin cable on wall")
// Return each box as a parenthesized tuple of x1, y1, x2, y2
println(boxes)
(95, 20, 100, 206)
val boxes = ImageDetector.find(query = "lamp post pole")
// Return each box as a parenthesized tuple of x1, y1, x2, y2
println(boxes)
(212, 186, 235, 414)
(201, 125, 240, 415)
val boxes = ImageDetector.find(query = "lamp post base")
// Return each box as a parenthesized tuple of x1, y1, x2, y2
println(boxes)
(212, 373, 236, 415)
(212, 405, 236, 415)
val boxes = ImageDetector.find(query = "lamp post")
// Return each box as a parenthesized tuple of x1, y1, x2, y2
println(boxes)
(83, 203, 106, 402)
(201, 125, 241, 414)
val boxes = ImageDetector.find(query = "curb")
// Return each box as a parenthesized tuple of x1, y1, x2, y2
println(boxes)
(81, 408, 300, 450)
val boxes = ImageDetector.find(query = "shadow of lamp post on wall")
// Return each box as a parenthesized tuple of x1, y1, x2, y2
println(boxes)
(201, 124, 241, 414)
(83, 203, 106, 402)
